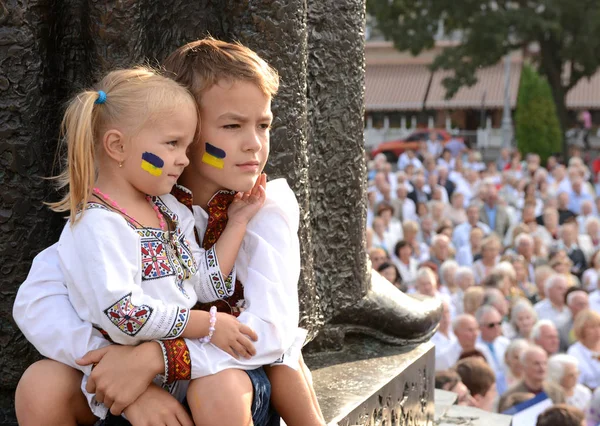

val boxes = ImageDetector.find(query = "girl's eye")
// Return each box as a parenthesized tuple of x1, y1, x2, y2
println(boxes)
(167, 140, 177, 146)
(223, 124, 240, 129)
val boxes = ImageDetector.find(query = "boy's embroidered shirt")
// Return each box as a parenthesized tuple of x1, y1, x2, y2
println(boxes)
(55, 194, 235, 346)
(182, 179, 303, 377)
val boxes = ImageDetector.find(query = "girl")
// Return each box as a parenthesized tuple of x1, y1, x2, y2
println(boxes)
(45, 67, 265, 417)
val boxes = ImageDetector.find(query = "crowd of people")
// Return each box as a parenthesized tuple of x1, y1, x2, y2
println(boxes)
(366, 131, 600, 425)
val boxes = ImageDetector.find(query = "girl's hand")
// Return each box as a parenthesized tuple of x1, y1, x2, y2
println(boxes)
(211, 312, 258, 359)
(227, 174, 266, 226)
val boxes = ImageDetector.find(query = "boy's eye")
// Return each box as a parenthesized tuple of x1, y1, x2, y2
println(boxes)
(167, 140, 178, 146)
(223, 124, 240, 129)
(259, 123, 272, 130)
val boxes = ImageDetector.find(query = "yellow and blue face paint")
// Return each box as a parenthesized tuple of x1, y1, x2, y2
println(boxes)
(141, 152, 164, 176)
(202, 142, 226, 169)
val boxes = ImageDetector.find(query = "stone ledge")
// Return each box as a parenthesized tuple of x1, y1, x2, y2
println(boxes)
(305, 338, 435, 426)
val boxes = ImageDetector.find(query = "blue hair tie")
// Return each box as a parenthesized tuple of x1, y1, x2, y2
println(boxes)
(95, 90, 107, 104)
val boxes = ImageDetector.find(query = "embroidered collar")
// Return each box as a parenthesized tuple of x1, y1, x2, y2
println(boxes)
(207, 189, 237, 210)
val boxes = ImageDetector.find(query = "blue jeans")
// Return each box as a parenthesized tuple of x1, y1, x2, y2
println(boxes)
(98, 368, 279, 426)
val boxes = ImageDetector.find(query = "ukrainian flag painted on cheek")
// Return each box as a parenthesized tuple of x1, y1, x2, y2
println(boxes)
(141, 152, 164, 177)
(202, 142, 226, 169)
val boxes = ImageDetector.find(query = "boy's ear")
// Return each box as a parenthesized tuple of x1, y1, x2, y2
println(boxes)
(102, 129, 127, 163)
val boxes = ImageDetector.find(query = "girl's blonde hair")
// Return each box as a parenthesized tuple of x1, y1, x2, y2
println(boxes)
(47, 67, 196, 223)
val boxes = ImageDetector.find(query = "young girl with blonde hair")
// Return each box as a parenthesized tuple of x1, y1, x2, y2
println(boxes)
(40, 66, 265, 416)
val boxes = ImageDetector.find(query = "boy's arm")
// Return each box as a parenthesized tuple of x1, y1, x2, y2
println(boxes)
(12, 243, 110, 375)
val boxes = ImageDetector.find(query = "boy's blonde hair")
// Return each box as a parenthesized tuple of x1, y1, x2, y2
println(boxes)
(162, 37, 279, 106)
(48, 67, 195, 223)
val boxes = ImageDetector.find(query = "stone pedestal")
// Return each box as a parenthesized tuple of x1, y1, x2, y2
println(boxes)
(305, 340, 435, 426)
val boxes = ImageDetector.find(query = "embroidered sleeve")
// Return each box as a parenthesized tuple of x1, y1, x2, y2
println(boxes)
(58, 210, 191, 345)
(163, 193, 236, 304)
(194, 245, 236, 303)
(160, 338, 192, 383)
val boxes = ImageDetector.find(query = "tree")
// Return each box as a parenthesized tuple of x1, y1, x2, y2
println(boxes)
(515, 64, 562, 164)
(367, 0, 600, 143)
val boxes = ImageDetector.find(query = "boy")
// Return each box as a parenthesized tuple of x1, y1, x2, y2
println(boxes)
(14, 38, 323, 426)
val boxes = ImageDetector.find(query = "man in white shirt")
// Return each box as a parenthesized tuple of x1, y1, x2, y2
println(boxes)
(397, 149, 423, 171)
(475, 305, 510, 394)
(534, 274, 572, 329)
(432, 301, 457, 366)
(531, 320, 560, 356)
(452, 203, 491, 248)
(436, 314, 485, 371)
(391, 184, 417, 223)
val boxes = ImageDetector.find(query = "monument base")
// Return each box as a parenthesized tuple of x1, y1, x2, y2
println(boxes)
(305, 338, 435, 426)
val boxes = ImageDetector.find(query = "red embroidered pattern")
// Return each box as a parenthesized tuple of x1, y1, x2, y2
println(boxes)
(197, 191, 246, 317)
(163, 338, 192, 382)
(104, 293, 153, 336)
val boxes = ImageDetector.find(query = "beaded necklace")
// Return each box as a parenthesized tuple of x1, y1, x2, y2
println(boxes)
(91, 187, 180, 262)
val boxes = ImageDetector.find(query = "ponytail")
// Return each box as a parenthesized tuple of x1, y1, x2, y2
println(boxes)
(47, 91, 100, 223)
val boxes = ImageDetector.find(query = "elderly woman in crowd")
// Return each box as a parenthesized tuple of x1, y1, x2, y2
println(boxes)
(451, 267, 475, 316)
(402, 220, 429, 263)
(504, 339, 530, 387)
(511, 255, 539, 303)
(508, 299, 537, 340)
(547, 354, 592, 412)
(585, 216, 600, 251)
(376, 262, 403, 290)
(463, 286, 485, 316)
(473, 234, 501, 284)
(567, 309, 600, 390)
(392, 240, 419, 289)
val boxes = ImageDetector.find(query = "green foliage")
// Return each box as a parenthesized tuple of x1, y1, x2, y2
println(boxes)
(515, 65, 562, 163)
(366, 0, 600, 133)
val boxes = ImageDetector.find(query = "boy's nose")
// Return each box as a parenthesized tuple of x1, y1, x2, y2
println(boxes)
(244, 131, 263, 152)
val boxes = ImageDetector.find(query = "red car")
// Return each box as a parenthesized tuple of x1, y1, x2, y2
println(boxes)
(370, 129, 457, 163)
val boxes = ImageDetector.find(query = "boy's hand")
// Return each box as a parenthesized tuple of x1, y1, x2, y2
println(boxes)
(124, 383, 194, 426)
(76, 342, 163, 415)
(227, 173, 266, 226)
(211, 312, 258, 359)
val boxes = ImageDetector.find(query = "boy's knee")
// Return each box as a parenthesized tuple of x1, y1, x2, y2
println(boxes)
(188, 369, 253, 426)
(16, 360, 95, 426)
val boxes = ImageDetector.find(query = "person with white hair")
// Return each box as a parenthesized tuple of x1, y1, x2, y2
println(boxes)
(435, 314, 486, 371)
(534, 274, 572, 329)
(559, 289, 589, 352)
(428, 234, 451, 270)
(547, 354, 592, 411)
(415, 266, 454, 316)
(439, 260, 459, 295)
(498, 345, 566, 409)
(451, 267, 475, 316)
(531, 320, 560, 356)
(508, 299, 537, 340)
(504, 339, 530, 387)
(577, 200, 596, 235)
(474, 305, 510, 393)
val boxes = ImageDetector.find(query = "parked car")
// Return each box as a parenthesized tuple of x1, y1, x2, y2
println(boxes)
(370, 129, 458, 163)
